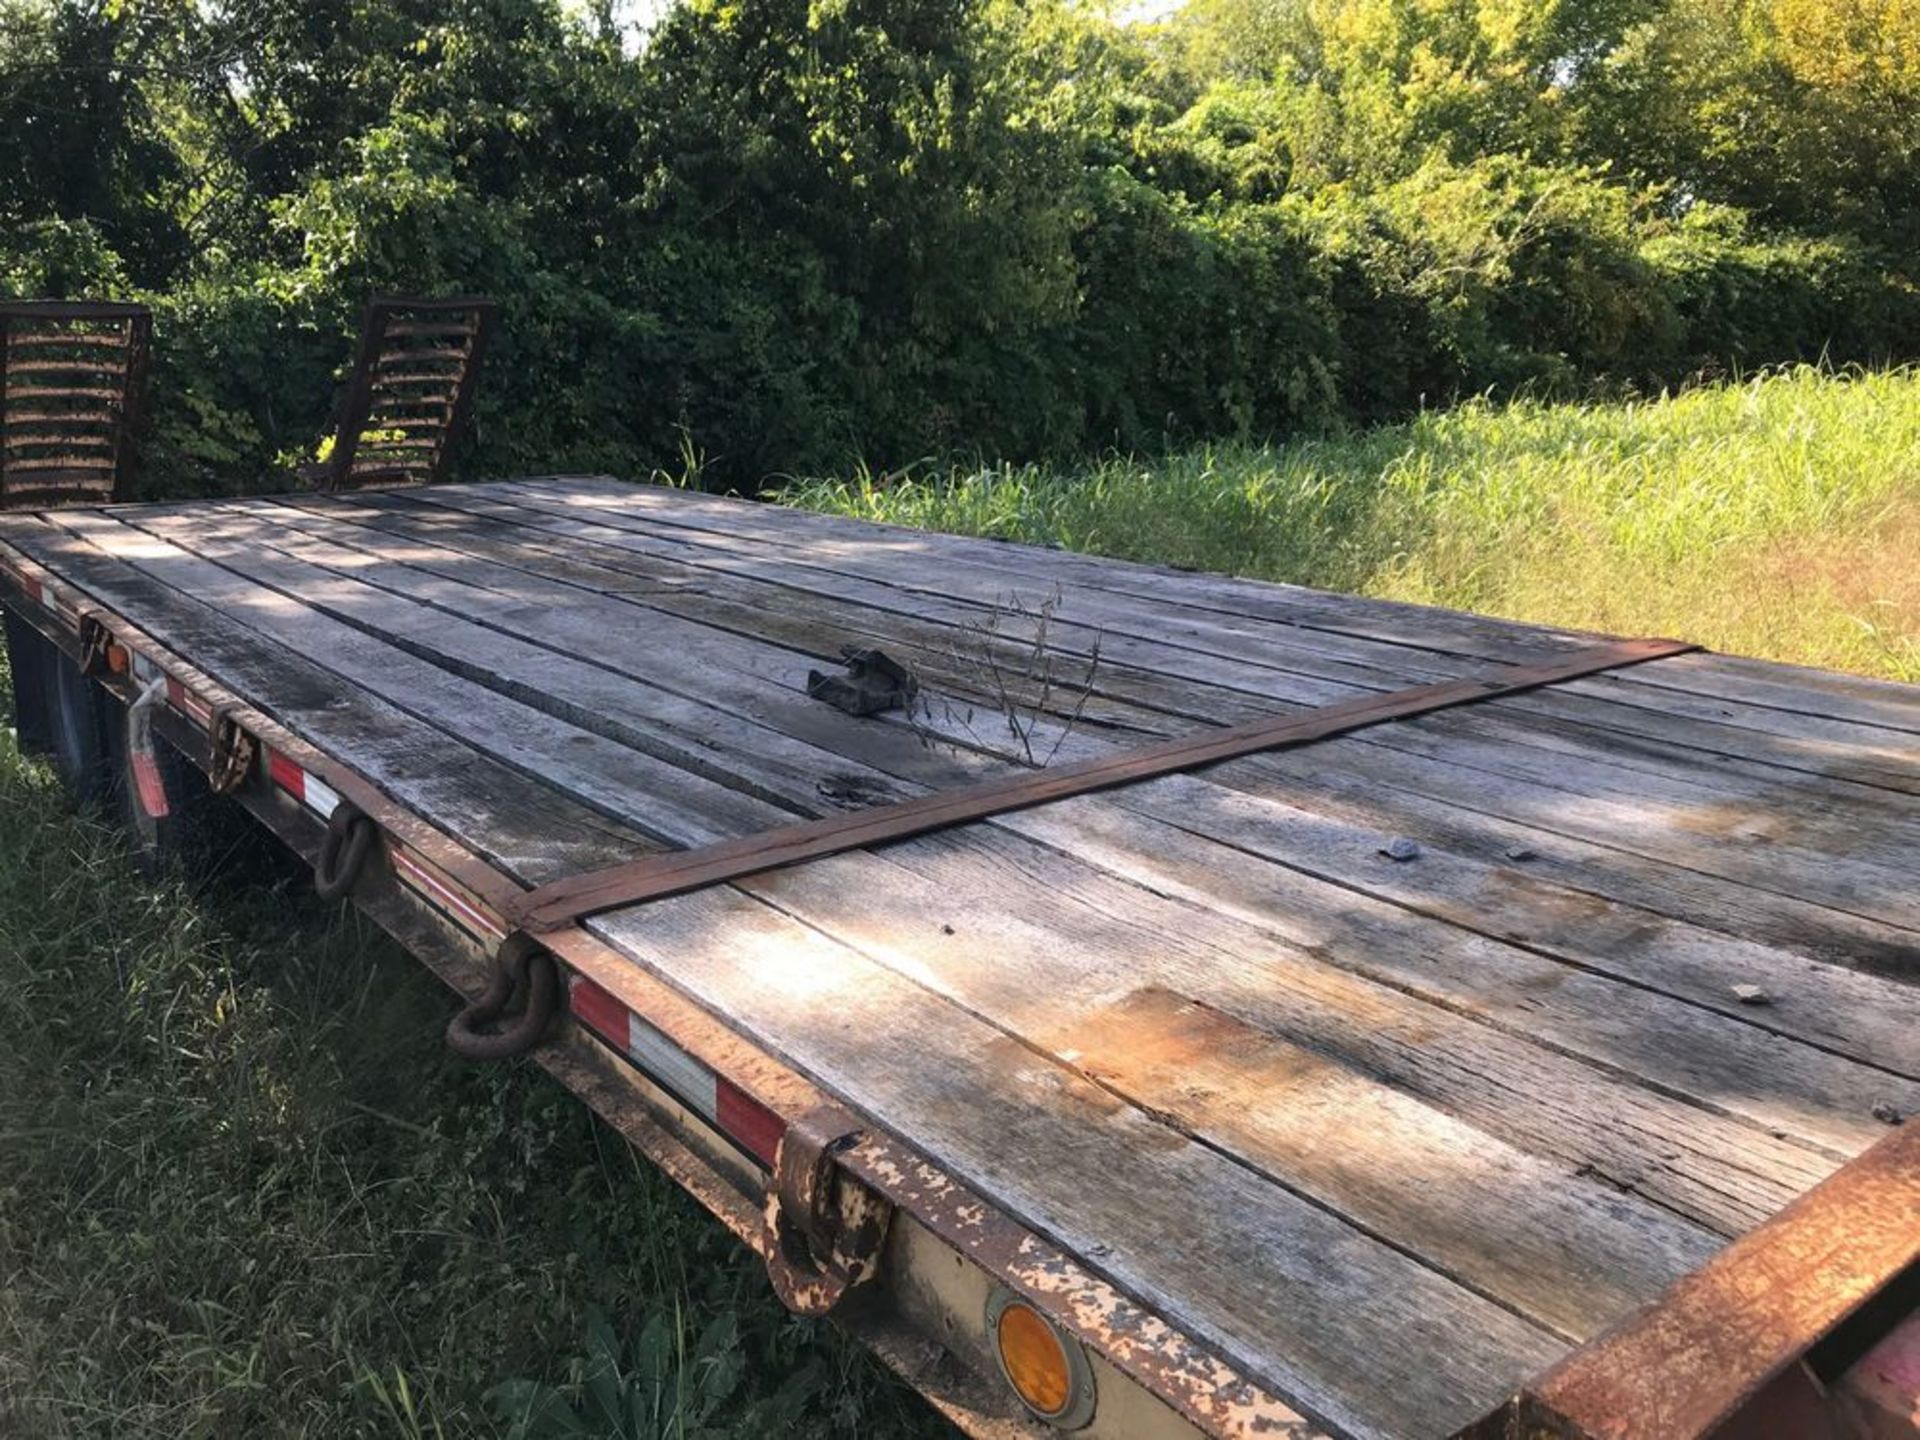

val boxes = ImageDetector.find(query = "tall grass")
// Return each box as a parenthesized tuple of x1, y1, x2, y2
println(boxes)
(0, 649, 944, 1439)
(783, 366, 1920, 681)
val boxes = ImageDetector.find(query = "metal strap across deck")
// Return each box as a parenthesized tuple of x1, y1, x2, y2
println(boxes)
(510, 635, 1698, 932)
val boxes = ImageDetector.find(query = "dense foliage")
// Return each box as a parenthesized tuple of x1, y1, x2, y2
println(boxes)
(2, 0, 1916, 490)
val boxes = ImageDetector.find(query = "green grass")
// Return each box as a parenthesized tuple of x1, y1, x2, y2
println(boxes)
(0, 648, 947, 1439)
(781, 365, 1920, 682)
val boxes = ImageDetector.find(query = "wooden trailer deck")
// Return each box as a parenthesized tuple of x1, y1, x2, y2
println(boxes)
(2, 477, 1916, 1439)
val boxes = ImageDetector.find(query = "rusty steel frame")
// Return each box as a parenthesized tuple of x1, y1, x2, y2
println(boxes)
(510, 635, 1698, 933)
(1456, 1122, 1920, 1440)
(0, 536, 1316, 1440)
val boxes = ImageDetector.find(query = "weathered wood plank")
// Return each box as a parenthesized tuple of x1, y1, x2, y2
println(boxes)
(182, 496, 1920, 1115)
(842, 821, 1895, 1164)
(12, 478, 1916, 1440)
(1092, 772, 1920, 1073)
(1207, 742, 1919, 977)
(45, 510, 787, 849)
(1028, 985, 1724, 1337)
(516, 477, 1920, 735)
(588, 885, 1567, 1440)
(110, 497, 1890, 1226)
(291, 489, 1920, 794)
(483, 481, 1920, 791)
(388, 483, 1378, 721)
(36, 515, 1596, 1440)
(735, 829, 1836, 1243)
(0, 515, 645, 881)
(272, 490, 1218, 735)
(129, 502, 1106, 776)
(266, 489, 1920, 962)
(189, 497, 1920, 1095)
(504, 475, 1589, 664)
(470, 481, 1515, 701)
(415, 484, 1920, 807)
(1238, 727, 1920, 932)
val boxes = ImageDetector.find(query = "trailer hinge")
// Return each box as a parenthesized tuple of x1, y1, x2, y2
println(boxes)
(764, 1105, 893, 1317)
(77, 609, 126, 678)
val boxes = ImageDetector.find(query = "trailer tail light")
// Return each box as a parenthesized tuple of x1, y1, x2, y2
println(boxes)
(986, 1286, 1095, 1430)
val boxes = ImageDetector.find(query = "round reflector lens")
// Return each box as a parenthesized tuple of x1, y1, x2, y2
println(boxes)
(995, 1300, 1073, 1417)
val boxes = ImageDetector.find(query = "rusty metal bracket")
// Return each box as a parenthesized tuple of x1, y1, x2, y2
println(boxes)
(76, 609, 114, 677)
(446, 933, 561, 1061)
(206, 704, 257, 795)
(764, 1104, 894, 1317)
(313, 801, 378, 900)
(511, 635, 1699, 933)
(1455, 1120, 1920, 1440)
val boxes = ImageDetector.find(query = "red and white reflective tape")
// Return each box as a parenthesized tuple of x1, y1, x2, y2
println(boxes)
(125, 675, 173, 820)
(26, 574, 80, 628)
(570, 975, 785, 1165)
(2, 560, 75, 628)
(124, 646, 218, 728)
(390, 843, 509, 946)
(166, 678, 214, 727)
(266, 746, 342, 820)
(268, 742, 508, 944)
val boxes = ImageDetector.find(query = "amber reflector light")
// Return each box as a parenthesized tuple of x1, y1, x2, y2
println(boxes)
(994, 1299, 1074, 1418)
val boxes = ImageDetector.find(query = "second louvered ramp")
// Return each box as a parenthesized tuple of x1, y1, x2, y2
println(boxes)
(314, 295, 496, 492)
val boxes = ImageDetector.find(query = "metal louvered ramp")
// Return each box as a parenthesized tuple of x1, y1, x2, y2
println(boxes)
(0, 300, 150, 510)
(309, 294, 496, 492)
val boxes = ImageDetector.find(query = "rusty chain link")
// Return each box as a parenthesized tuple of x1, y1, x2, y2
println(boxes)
(446, 934, 560, 1061)
(313, 801, 378, 899)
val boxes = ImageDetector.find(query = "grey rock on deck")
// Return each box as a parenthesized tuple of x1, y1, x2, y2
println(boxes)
(4, 476, 1916, 1440)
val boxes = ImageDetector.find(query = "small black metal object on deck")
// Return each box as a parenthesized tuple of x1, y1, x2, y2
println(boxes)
(309, 295, 496, 492)
(806, 646, 919, 717)
(0, 300, 151, 511)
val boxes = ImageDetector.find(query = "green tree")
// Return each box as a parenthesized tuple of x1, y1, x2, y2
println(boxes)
(1574, 0, 1920, 250)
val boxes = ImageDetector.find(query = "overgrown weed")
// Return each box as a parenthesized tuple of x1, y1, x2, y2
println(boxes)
(784, 366, 1919, 680)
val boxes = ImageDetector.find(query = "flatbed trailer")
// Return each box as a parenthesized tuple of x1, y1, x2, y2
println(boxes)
(2, 477, 1915, 1440)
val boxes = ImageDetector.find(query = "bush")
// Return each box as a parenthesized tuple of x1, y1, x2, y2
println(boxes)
(4, 0, 1918, 493)
(0, 217, 131, 301)
(1643, 207, 1920, 378)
